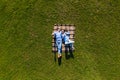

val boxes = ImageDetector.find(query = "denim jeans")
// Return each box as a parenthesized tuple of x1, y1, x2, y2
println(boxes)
(65, 43, 72, 51)
(56, 41, 62, 54)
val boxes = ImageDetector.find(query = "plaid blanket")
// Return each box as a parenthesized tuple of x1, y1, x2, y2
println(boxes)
(52, 24, 75, 52)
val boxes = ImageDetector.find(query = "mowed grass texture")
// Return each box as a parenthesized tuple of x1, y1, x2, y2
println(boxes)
(0, 0, 120, 80)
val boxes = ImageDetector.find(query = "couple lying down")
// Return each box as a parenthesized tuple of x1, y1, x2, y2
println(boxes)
(52, 27, 74, 58)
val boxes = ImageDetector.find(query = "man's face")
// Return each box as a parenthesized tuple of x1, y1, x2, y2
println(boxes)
(65, 27, 69, 31)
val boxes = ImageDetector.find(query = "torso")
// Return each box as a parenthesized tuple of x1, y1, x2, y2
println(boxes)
(54, 31, 62, 42)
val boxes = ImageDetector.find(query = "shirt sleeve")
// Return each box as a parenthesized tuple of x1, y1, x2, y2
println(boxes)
(53, 31, 55, 35)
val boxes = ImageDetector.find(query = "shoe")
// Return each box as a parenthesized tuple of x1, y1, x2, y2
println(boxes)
(58, 54, 60, 58)
(60, 55, 62, 58)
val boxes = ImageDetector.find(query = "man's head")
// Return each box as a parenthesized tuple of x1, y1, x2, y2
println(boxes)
(61, 30, 65, 34)
(65, 27, 69, 32)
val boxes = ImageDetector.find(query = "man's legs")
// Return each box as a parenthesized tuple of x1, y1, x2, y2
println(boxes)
(69, 43, 73, 50)
(65, 44, 69, 59)
(69, 43, 74, 58)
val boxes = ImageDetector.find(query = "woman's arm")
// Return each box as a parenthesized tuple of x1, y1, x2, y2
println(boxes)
(52, 31, 55, 35)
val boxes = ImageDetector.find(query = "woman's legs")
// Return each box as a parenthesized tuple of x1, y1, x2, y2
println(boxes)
(56, 41, 62, 58)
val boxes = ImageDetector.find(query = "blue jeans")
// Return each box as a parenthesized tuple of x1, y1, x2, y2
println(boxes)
(56, 41, 62, 54)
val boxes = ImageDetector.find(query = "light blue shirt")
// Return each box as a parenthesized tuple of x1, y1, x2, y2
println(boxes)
(65, 35, 69, 42)
(54, 31, 62, 42)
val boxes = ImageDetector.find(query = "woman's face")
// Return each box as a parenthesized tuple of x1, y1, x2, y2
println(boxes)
(57, 27, 61, 31)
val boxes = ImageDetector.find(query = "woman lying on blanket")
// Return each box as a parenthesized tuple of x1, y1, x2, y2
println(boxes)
(52, 27, 62, 58)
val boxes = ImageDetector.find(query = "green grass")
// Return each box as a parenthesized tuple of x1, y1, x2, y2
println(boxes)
(0, 0, 120, 80)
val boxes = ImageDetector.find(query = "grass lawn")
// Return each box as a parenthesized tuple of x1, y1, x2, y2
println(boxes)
(0, 0, 120, 80)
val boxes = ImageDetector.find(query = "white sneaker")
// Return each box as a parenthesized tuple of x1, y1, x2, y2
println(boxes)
(69, 40, 74, 43)
(65, 41, 69, 44)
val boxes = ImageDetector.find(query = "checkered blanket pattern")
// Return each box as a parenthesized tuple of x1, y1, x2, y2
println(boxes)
(52, 24, 75, 52)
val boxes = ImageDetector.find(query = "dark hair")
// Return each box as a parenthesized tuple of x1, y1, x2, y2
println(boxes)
(65, 29, 68, 32)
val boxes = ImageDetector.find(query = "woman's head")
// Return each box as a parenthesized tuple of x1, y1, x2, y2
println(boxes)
(57, 27, 61, 31)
